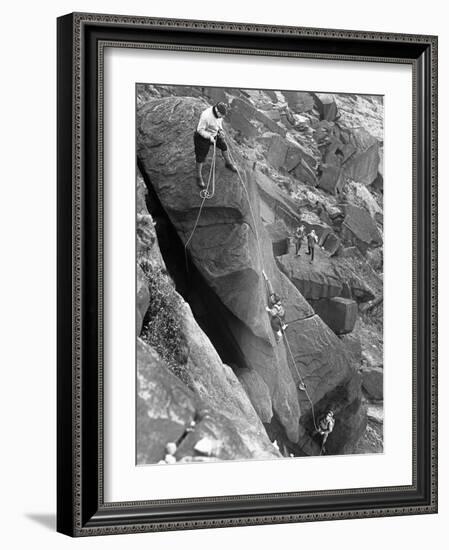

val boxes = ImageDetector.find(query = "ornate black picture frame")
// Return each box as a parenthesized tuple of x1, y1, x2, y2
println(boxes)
(57, 12, 438, 536)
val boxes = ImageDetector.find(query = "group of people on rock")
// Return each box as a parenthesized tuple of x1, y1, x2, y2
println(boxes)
(293, 225, 319, 262)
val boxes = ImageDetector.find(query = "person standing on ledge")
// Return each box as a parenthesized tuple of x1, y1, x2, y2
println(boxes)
(293, 224, 305, 256)
(306, 229, 319, 262)
(194, 102, 237, 188)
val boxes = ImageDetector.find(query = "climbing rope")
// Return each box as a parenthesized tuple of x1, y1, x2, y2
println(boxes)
(199, 140, 216, 200)
(183, 136, 321, 441)
(184, 142, 217, 254)
(227, 141, 320, 435)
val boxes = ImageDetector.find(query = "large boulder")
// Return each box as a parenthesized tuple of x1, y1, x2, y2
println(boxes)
(230, 97, 286, 138)
(137, 338, 279, 463)
(341, 204, 383, 252)
(343, 128, 380, 185)
(137, 96, 365, 452)
(310, 297, 358, 335)
(136, 181, 280, 463)
(360, 365, 383, 401)
(137, 338, 198, 464)
(265, 134, 317, 185)
(266, 220, 291, 257)
(277, 249, 375, 302)
(282, 91, 315, 113)
(318, 163, 344, 194)
(313, 93, 339, 121)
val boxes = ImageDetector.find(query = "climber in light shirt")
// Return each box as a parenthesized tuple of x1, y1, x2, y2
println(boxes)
(193, 102, 237, 188)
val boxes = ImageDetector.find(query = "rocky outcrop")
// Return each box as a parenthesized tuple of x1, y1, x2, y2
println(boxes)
(266, 220, 291, 257)
(282, 91, 315, 113)
(230, 97, 287, 139)
(137, 96, 366, 454)
(313, 93, 339, 122)
(310, 297, 358, 335)
(340, 204, 383, 253)
(360, 365, 383, 401)
(343, 128, 380, 185)
(136, 174, 280, 463)
(277, 250, 375, 303)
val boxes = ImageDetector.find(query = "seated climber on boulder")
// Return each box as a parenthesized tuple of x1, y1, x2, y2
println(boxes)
(262, 271, 288, 343)
(314, 410, 335, 455)
(194, 102, 237, 188)
(305, 229, 318, 262)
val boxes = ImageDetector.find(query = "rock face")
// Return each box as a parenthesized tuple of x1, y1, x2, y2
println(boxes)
(360, 365, 383, 401)
(277, 250, 375, 303)
(313, 93, 339, 121)
(344, 128, 380, 185)
(310, 297, 358, 335)
(266, 221, 291, 257)
(282, 91, 315, 113)
(341, 204, 383, 253)
(136, 175, 280, 463)
(137, 96, 366, 454)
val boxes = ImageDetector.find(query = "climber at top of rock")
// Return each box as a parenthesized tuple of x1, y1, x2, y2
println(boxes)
(193, 102, 237, 188)
(262, 270, 288, 343)
(314, 410, 335, 455)
(305, 229, 319, 262)
(293, 224, 306, 256)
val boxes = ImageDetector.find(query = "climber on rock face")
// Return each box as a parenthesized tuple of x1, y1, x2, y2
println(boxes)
(315, 410, 335, 455)
(263, 271, 288, 343)
(305, 229, 318, 262)
(194, 102, 237, 188)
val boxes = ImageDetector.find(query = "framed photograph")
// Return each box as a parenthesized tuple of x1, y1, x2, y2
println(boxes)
(57, 12, 438, 536)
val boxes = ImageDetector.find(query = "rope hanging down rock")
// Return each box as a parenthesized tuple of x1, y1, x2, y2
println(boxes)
(184, 142, 217, 254)
(227, 142, 319, 434)
(184, 138, 320, 439)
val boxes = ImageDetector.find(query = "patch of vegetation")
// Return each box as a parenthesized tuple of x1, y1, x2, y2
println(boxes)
(139, 258, 190, 386)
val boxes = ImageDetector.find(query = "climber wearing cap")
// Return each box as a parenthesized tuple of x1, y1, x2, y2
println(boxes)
(262, 270, 288, 343)
(194, 102, 237, 188)
(315, 410, 335, 454)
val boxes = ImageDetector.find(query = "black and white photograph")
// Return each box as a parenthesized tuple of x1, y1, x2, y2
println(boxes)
(136, 84, 384, 464)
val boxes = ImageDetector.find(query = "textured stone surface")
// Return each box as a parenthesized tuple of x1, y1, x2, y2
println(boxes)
(277, 249, 374, 302)
(318, 163, 344, 194)
(137, 338, 198, 464)
(314, 93, 339, 121)
(341, 205, 383, 252)
(267, 134, 288, 169)
(137, 96, 365, 451)
(136, 172, 280, 463)
(236, 368, 273, 423)
(266, 221, 291, 257)
(360, 365, 383, 401)
(230, 97, 286, 138)
(321, 231, 342, 256)
(310, 297, 358, 335)
(136, 265, 150, 335)
(282, 91, 315, 113)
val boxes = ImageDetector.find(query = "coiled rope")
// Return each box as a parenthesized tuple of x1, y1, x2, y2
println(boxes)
(184, 142, 217, 255)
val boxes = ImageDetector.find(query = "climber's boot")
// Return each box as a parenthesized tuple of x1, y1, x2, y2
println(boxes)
(222, 150, 238, 173)
(196, 162, 205, 188)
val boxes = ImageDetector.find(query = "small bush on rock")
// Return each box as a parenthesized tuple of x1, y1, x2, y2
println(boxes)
(139, 260, 190, 385)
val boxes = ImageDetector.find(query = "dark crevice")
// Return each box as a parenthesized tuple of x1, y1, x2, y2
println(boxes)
(138, 160, 252, 372)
